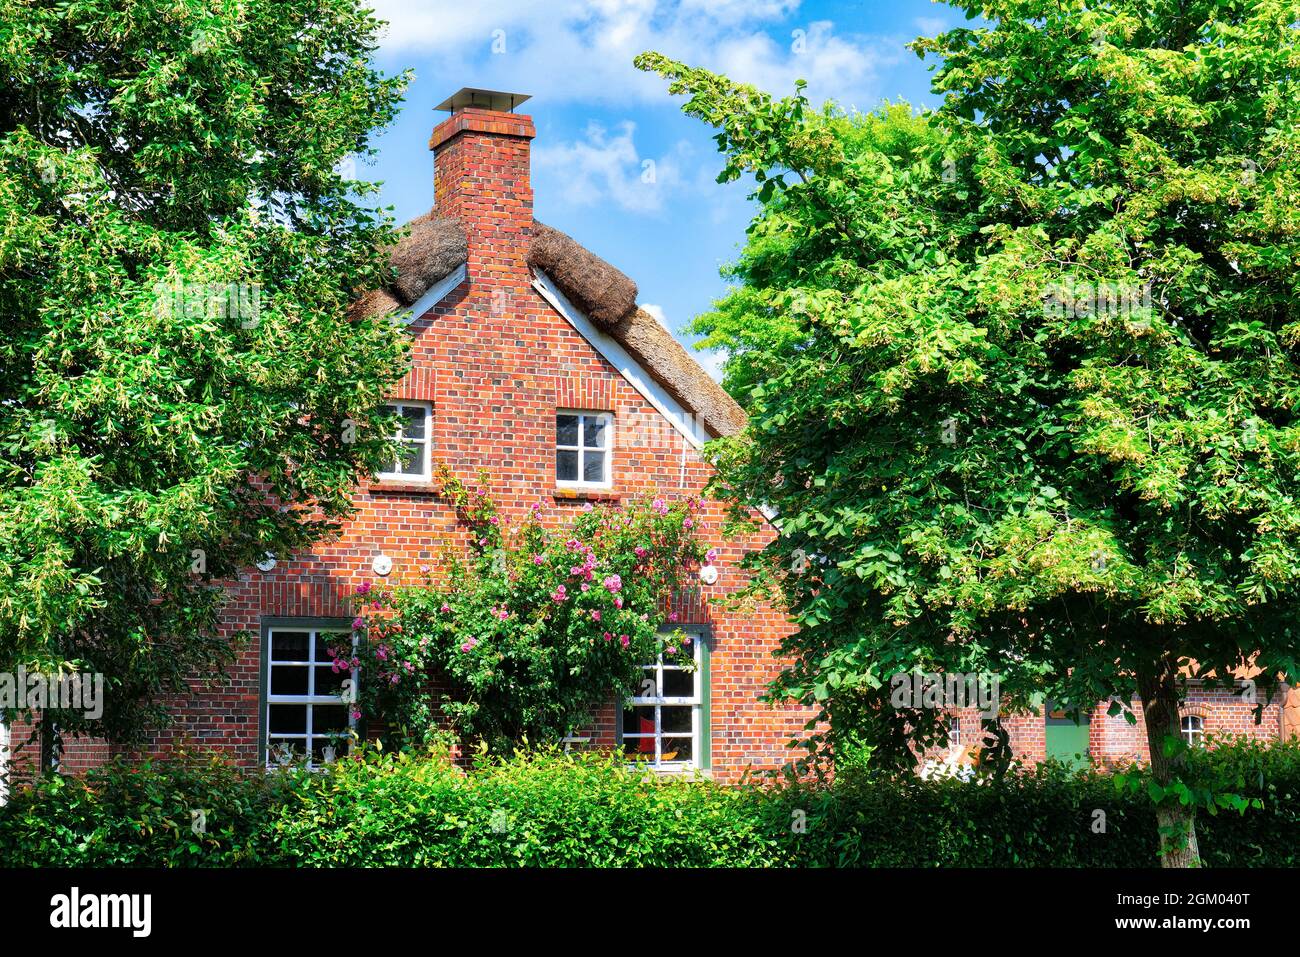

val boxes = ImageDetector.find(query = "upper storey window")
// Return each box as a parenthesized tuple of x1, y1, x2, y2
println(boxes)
(556, 411, 611, 487)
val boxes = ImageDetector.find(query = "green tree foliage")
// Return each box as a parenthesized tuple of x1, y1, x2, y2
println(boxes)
(638, 0, 1300, 865)
(0, 0, 412, 745)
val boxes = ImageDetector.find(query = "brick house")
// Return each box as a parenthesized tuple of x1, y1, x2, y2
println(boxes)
(933, 677, 1295, 775)
(5, 88, 813, 784)
(4, 88, 1297, 787)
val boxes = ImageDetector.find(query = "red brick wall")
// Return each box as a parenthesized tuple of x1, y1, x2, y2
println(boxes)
(29, 105, 810, 783)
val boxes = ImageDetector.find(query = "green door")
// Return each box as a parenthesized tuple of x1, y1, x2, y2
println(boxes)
(1045, 706, 1091, 769)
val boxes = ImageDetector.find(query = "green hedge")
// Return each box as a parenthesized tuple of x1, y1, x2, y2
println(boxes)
(2, 739, 1298, 867)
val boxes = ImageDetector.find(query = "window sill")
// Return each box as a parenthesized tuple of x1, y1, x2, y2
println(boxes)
(368, 480, 440, 495)
(554, 487, 621, 503)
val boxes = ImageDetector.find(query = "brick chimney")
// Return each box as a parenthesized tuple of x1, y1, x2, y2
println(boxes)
(430, 88, 535, 281)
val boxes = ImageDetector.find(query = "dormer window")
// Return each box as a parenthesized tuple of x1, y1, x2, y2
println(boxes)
(556, 411, 611, 488)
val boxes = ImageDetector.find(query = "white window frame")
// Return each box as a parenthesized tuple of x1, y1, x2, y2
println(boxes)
(949, 716, 961, 749)
(555, 410, 613, 489)
(265, 626, 357, 769)
(621, 631, 703, 771)
(377, 401, 432, 482)
(1180, 714, 1204, 748)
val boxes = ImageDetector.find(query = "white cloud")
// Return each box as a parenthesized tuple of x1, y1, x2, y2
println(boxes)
(534, 122, 689, 213)
(368, 0, 895, 108)
(914, 16, 949, 37)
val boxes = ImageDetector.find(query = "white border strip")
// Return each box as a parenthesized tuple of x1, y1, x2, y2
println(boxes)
(532, 270, 711, 451)
(397, 263, 468, 326)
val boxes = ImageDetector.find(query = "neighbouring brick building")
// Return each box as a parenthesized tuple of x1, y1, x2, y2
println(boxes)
(932, 680, 1293, 776)
(4, 89, 1297, 787)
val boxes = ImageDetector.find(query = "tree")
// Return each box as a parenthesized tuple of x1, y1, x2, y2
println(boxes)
(0, 0, 412, 748)
(637, 0, 1300, 867)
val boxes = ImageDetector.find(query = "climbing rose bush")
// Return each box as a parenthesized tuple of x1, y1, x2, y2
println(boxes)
(345, 467, 707, 752)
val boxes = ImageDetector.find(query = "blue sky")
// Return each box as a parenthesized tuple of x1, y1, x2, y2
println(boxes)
(362, 0, 965, 378)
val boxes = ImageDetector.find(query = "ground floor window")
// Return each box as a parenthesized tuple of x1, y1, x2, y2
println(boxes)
(1181, 714, 1204, 748)
(264, 622, 356, 767)
(620, 629, 708, 771)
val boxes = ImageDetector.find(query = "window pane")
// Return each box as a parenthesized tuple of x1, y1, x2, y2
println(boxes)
(267, 738, 304, 763)
(583, 415, 607, 448)
(312, 738, 345, 765)
(660, 736, 692, 764)
(661, 706, 693, 734)
(315, 634, 350, 663)
(556, 449, 579, 481)
(556, 414, 579, 447)
(269, 704, 307, 734)
(401, 405, 426, 440)
(269, 665, 308, 697)
(398, 441, 424, 476)
(271, 632, 309, 661)
(662, 669, 694, 699)
(583, 450, 606, 483)
(623, 738, 655, 759)
(623, 706, 657, 743)
(312, 705, 349, 735)
(315, 665, 346, 697)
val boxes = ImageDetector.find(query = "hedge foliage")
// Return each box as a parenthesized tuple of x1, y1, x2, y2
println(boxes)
(2, 739, 1297, 867)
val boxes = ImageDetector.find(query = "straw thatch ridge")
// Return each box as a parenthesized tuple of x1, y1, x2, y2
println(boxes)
(609, 308, 748, 438)
(527, 222, 638, 330)
(349, 213, 467, 320)
(388, 212, 468, 305)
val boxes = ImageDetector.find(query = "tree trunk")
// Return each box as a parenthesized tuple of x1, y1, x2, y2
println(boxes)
(1137, 659, 1200, 868)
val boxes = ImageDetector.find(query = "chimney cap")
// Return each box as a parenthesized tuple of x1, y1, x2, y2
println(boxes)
(435, 87, 532, 114)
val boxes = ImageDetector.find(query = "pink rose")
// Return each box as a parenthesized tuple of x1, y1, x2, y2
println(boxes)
(619, 634, 630, 648)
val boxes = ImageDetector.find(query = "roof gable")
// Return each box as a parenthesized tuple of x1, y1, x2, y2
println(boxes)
(351, 214, 746, 438)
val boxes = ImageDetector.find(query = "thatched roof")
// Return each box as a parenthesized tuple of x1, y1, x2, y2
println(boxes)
(352, 212, 746, 438)
(609, 307, 748, 437)
(526, 222, 639, 330)
(349, 213, 467, 320)
(525, 221, 745, 438)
